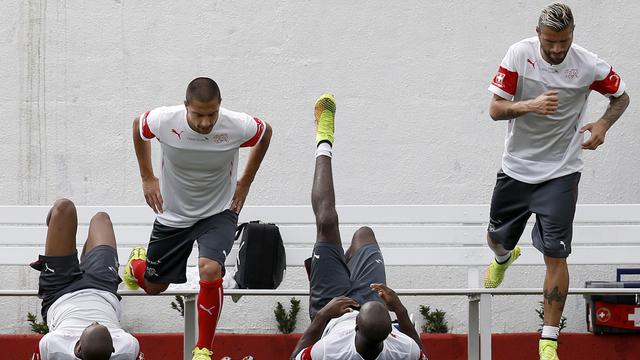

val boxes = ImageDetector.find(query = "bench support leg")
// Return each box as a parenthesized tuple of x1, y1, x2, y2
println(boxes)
(479, 293, 492, 359)
(184, 295, 197, 360)
(468, 295, 479, 360)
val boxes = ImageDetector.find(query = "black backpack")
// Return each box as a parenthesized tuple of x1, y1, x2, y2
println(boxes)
(233, 221, 286, 289)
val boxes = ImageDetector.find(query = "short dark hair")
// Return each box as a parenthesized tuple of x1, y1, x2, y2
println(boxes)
(185, 77, 221, 104)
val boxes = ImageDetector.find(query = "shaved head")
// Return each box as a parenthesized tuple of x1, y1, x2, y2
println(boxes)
(356, 301, 392, 342)
(76, 323, 114, 360)
(185, 77, 221, 105)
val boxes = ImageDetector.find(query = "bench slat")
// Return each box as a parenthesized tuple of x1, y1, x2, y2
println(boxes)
(2, 245, 639, 266)
(2, 224, 639, 246)
(2, 205, 640, 225)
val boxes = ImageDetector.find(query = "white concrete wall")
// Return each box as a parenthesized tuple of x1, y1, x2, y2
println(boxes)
(1, 0, 639, 334)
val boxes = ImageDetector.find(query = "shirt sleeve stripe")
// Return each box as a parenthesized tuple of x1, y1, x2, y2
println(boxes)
(140, 111, 155, 140)
(488, 84, 515, 101)
(240, 117, 266, 148)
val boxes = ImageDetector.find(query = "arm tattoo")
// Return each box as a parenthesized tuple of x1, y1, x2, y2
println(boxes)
(601, 92, 630, 128)
(500, 107, 522, 119)
(544, 286, 567, 306)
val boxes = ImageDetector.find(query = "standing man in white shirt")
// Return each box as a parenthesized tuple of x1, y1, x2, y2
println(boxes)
(290, 94, 427, 360)
(126, 77, 272, 360)
(33, 198, 140, 360)
(483, 4, 629, 359)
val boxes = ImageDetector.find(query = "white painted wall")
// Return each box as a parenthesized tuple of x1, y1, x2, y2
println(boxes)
(1, 0, 638, 335)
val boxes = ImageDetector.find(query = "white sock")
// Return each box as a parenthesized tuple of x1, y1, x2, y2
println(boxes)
(315, 142, 333, 158)
(495, 251, 512, 264)
(541, 325, 559, 340)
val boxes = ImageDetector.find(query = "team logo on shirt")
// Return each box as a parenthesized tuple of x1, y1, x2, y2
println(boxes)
(212, 133, 229, 144)
(171, 128, 184, 140)
(564, 68, 579, 80)
(494, 72, 505, 85)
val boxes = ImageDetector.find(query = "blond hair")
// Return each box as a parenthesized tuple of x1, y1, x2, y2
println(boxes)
(539, 3, 574, 31)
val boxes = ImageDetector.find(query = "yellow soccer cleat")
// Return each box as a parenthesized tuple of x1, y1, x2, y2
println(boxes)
(314, 93, 336, 145)
(539, 339, 559, 360)
(123, 246, 147, 290)
(483, 245, 521, 288)
(192, 347, 213, 360)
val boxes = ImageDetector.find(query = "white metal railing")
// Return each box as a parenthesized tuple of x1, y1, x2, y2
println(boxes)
(2, 288, 639, 360)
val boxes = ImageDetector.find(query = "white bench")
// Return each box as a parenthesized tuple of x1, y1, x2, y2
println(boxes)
(2, 204, 640, 360)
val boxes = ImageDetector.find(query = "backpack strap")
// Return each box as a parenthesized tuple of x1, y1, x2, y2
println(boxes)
(234, 220, 262, 240)
(235, 222, 248, 241)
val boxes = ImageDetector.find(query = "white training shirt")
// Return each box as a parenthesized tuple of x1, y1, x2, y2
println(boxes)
(488, 36, 625, 184)
(39, 289, 139, 360)
(139, 105, 266, 227)
(295, 311, 425, 360)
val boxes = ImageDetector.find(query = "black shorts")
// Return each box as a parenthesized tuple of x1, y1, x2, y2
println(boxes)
(37, 245, 121, 322)
(488, 170, 581, 258)
(145, 210, 238, 284)
(308, 242, 386, 319)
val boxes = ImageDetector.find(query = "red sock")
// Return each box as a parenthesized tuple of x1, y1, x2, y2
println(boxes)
(196, 278, 223, 350)
(130, 259, 147, 291)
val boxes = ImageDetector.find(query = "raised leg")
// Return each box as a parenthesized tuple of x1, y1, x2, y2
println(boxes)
(82, 212, 117, 256)
(45, 198, 78, 257)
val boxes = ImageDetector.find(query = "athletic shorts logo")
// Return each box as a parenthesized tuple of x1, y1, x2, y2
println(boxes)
(145, 267, 158, 278)
(43, 263, 55, 273)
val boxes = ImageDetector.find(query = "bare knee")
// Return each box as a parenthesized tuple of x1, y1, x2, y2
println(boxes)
(316, 209, 339, 232)
(346, 226, 377, 259)
(544, 256, 567, 269)
(144, 282, 169, 295)
(90, 211, 112, 226)
(352, 226, 377, 246)
(47, 198, 76, 225)
(199, 259, 222, 281)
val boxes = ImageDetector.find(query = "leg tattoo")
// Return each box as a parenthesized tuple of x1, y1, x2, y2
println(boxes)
(543, 286, 567, 306)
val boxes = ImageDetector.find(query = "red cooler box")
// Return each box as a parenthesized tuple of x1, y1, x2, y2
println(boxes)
(585, 269, 640, 334)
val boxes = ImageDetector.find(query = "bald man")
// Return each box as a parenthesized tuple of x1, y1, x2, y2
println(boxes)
(32, 199, 139, 360)
(290, 94, 427, 360)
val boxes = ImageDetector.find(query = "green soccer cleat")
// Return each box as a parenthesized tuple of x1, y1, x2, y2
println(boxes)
(314, 93, 336, 145)
(539, 339, 559, 360)
(192, 347, 212, 360)
(483, 245, 521, 288)
(123, 246, 147, 290)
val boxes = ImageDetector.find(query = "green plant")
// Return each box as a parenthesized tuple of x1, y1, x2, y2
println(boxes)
(535, 301, 567, 332)
(419, 305, 449, 333)
(274, 297, 300, 334)
(171, 295, 185, 318)
(27, 312, 49, 334)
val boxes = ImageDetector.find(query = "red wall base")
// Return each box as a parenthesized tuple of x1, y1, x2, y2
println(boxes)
(2, 332, 639, 360)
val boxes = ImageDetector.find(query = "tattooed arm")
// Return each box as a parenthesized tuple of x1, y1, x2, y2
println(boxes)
(580, 92, 630, 150)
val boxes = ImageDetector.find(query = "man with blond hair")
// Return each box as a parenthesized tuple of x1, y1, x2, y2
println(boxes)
(484, 3, 629, 359)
